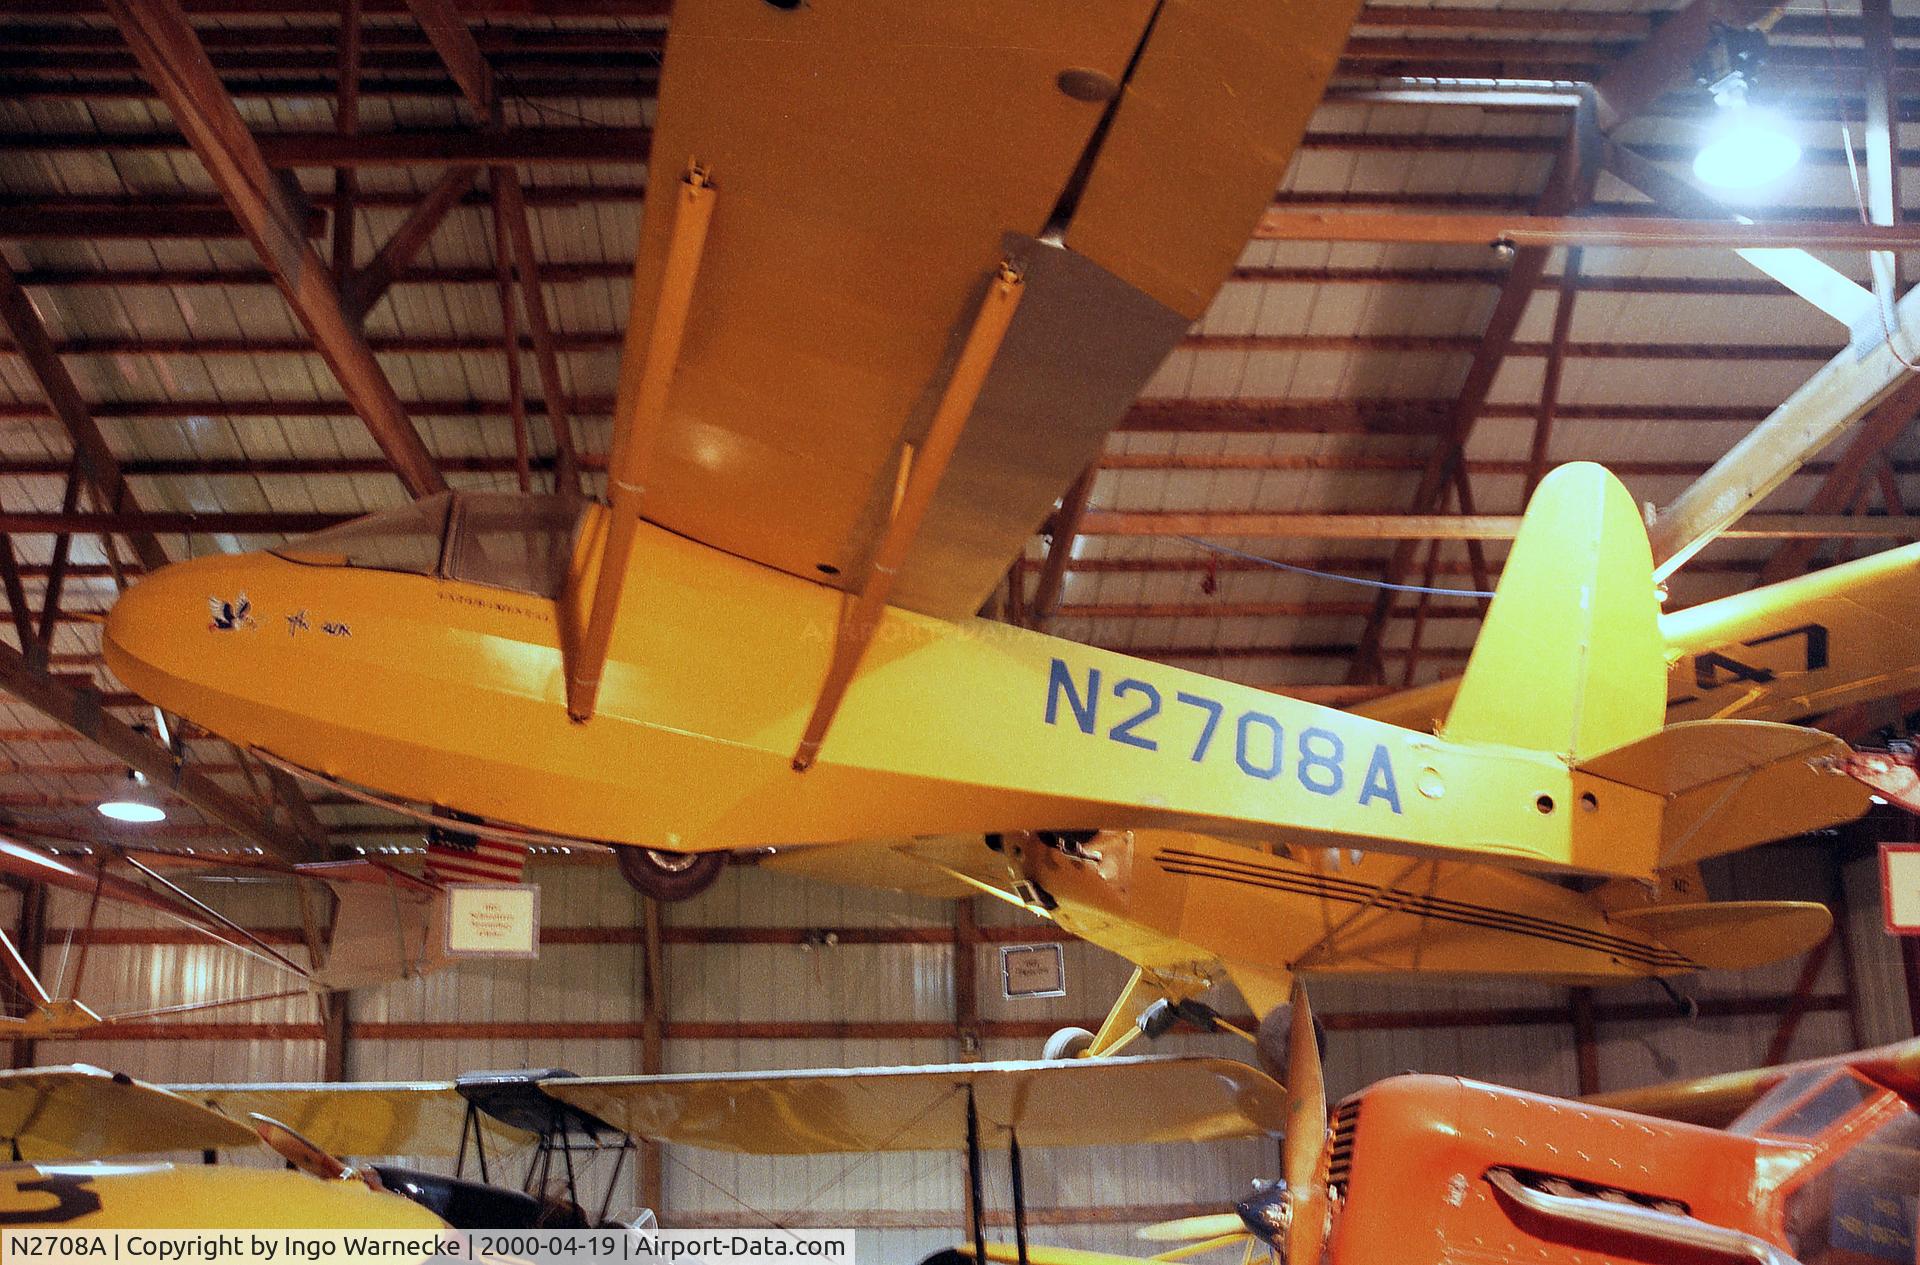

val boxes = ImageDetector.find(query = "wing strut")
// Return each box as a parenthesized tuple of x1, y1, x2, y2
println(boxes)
(966, 1086, 989, 1265)
(1008, 1127, 1030, 1265)
(792, 263, 1026, 770)
(568, 165, 718, 722)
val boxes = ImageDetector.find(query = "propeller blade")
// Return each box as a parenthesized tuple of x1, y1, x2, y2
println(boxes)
(1281, 982, 1329, 1265)
(1137, 1215, 1245, 1243)
(1148, 1233, 1253, 1262)
(1281, 982, 1325, 1192)
(1136, 1213, 1244, 1243)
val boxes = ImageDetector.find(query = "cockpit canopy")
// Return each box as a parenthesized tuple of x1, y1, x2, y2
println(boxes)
(272, 492, 586, 600)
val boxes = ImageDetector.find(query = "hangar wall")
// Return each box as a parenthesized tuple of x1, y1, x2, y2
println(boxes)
(23, 836, 1913, 1258)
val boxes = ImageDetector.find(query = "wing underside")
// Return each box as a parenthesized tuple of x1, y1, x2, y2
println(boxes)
(616, 0, 1363, 618)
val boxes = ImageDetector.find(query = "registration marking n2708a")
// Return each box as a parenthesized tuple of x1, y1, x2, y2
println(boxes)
(1043, 658, 1402, 813)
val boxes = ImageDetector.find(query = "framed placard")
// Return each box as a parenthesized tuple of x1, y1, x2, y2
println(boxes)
(1001, 943, 1066, 998)
(444, 883, 540, 958)
(1882, 845, 1920, 934)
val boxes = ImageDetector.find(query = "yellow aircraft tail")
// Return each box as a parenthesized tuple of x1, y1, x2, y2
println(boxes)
(1574, 718, 1864, 866)
(1442, 462, 1667, 763)
(1439, 464, 1869, 867)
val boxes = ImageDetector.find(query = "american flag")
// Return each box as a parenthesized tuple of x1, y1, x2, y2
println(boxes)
(425, 815, 527, 884)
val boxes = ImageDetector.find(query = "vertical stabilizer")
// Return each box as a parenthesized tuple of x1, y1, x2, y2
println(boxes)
(1441, 463, 1665, 762)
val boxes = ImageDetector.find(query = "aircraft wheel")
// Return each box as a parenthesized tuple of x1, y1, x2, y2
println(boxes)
(614, 847, 725, 902)
(1253, 1003, 1328, 1081)
(1043, 1026, 1095, 1060)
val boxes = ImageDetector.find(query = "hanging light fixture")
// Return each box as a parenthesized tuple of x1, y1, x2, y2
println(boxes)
(97, 768, 166, 823)
(1692, 26, 1800, 191)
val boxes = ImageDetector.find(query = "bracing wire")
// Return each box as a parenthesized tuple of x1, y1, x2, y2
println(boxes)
(1175, 536, 1497, 599)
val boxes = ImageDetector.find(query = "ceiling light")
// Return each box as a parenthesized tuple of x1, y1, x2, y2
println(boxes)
(1692, 29, 1799, 191)
(1694, 93, 1801, 190)
(97, 769, 166, 824)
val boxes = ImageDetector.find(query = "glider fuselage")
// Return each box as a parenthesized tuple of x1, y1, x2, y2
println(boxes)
(104, 498, 1655, 876)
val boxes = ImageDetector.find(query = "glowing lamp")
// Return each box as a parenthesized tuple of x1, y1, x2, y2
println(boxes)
(1693, 83, 1800, 191)
(97, 770, 166, 823)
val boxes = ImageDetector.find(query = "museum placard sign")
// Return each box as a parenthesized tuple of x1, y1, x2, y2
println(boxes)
(444, 882, 541, 957)
(1001, 943, 1067, 998)
(1881, 844, 1920, 934)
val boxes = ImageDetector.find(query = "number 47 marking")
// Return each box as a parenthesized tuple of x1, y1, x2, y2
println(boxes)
(1693, 622, 1830, 692)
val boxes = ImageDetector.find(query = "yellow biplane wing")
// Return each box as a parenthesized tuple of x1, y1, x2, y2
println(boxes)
(0, 1065, 258, 1159)
(603, 0, 1359, 619)
(170, 1082, 530, 1157)
(1360, 540, 1920, 734)
(1584, 1037, 1920, 1129)
(540, 1056, 1286, 1153)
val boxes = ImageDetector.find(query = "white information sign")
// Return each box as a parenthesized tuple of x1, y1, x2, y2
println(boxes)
(1884, 845, 1920, 934)
(1001, 943, 1067, 998)
(445, 883, 540, 958)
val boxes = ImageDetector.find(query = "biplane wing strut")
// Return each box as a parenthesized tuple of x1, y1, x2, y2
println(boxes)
(567, 168, 716, 724)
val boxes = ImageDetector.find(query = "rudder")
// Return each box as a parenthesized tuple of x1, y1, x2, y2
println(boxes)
(1442, 463, 1666, 762)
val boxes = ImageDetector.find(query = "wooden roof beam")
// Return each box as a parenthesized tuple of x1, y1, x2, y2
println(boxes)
(0, 259, 172, 574)
(1082, 511, 1920, 542)
(491, 168, 581, 494)
(0, 128, 655, 166)
(101, 0, 448, 499)
(400, 0, 493, 119)
(1254, 210, 1920, 251)
(0, 394, 1793, 429)
(1027, 464, 1097, 628)
(4, 329, 1878, 361)
(340, 164, 479, 324)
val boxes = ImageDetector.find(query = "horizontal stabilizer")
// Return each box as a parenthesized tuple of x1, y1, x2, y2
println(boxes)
(1608, 900, 1831, 971)
(1577, 719, 1868, 866)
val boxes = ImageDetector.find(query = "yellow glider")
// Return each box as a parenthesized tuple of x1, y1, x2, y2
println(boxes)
(105, 463, 1868, 892)
(101, 2, 1870, 900)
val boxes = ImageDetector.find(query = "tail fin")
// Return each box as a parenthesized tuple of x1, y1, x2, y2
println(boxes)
(1442, 463, 1666, 762)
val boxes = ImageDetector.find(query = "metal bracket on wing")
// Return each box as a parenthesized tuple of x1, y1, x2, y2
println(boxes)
(790, 261, 1027, 771)
(567, 164, 717, 722)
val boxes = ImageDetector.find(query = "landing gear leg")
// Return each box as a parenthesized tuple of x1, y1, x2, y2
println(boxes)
(614, 848, 725, 902)
(1044, 967, 1216, 1060)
